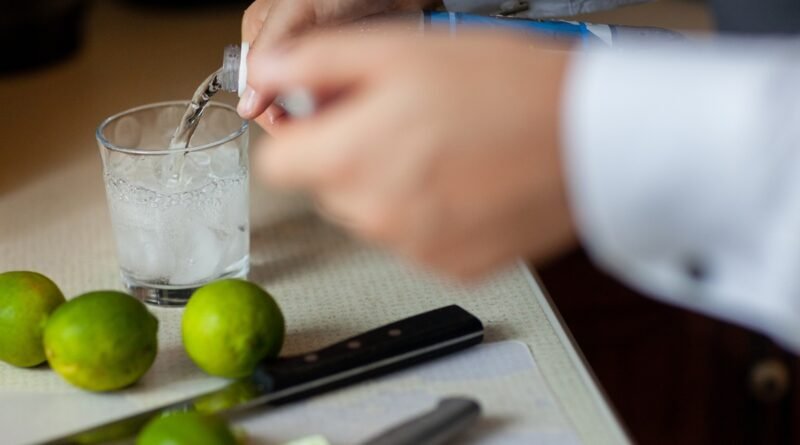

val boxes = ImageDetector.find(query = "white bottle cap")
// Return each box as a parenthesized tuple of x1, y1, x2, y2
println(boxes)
(238, 42, 249, 97)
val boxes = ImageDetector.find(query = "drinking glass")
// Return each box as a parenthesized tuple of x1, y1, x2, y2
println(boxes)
(97, 101, 249, 306)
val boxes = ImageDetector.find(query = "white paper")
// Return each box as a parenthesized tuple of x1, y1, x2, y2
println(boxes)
(236, 341, 582, 445)
(0, 341, 580, 445)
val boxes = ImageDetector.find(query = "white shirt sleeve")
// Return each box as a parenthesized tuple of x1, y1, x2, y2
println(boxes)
(562, 38, 800, 352)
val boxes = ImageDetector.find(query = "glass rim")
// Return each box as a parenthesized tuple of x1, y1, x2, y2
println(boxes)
(96, 100, 248, 156)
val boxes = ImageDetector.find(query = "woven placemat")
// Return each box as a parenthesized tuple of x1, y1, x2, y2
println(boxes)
(0, 153, 627, 444)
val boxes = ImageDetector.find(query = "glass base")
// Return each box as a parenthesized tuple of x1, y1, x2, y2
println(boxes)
(122, 260, 249, 307)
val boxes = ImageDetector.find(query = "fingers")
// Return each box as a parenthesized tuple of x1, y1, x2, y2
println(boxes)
(265, 104, 287, 123)
(241, 0, 316, 121)
(240, 0, 280, 122)
(250, 0, 317, 54)
(242, 0, 272, 44)
(246, 30, 407, 102)
(249, 105, 290, 137)
(242, 5, 416, 124)
(252, 93, 371, 189)
(236, 86, 274, 120)
(240, 2, 421, 128)
(237, 32, 396, 124)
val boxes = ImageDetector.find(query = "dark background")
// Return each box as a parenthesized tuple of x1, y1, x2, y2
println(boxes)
(538, 250, 799, 444)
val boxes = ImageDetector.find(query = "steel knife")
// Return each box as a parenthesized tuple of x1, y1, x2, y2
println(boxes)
(37, 305, 484, 445)
(285, 397, 482, 445)
(361, 397, 481, 445)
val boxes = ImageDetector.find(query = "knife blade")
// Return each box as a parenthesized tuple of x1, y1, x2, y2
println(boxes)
(36, 305, 484, 445)
(362, 397, 481, 445)
(284, 397, 481, 445)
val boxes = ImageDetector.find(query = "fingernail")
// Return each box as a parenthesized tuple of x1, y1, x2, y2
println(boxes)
(237, 87, 257, 117)
(267, 105, 287, 124)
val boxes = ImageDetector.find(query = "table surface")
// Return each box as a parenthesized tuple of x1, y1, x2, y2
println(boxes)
(0, 3, 629, 444)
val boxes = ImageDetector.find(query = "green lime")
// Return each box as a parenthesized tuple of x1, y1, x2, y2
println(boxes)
(136, 411, 239, 445)
(72, 417, 145, 444)
(44, 291, 158, 391)
(193, 380, 261, 414)
(0, 271, 66, 367)
(182, 279, 284, 378)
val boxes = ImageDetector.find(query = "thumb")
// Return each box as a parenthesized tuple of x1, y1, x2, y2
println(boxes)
(250, 0, 317, 51)
(238, 0, 319, 120)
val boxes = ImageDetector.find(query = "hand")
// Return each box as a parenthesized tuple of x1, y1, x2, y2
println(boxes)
(240, 0, 440, 130)
(246, 29, 578, 279)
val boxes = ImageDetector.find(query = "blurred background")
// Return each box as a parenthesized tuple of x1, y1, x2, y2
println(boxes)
(2, 1, 798, 444)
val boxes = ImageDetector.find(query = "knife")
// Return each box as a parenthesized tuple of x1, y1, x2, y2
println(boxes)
(37, 305, 484, 445)
(286, 397, 481, 445)
(362, 397, 481, 445)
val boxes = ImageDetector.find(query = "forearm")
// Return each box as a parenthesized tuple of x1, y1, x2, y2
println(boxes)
(562, 37, 800, 351)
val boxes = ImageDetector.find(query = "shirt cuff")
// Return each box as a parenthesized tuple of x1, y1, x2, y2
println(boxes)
(561, 39, 800, 351)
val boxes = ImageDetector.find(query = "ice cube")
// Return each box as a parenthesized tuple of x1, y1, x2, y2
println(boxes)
(210, 144, 242, 178)
(178, 151, 213, 189)
(218, 225, 248, 271)
(113, 217, 176, 282)
(155, 153, 184, 189)
(168, 223, 222, 285)
(220, 187, 249, 236)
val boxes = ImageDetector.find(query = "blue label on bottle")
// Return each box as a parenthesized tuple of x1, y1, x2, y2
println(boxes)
(424, 11, 602, 45)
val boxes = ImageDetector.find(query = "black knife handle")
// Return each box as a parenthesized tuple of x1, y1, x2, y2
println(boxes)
(254, 305, 483, 403)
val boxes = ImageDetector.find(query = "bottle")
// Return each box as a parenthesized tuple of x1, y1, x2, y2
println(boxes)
(217, 12, 680, 115)
(418, 11, 681, 45)
(220, 43, 247, 96)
